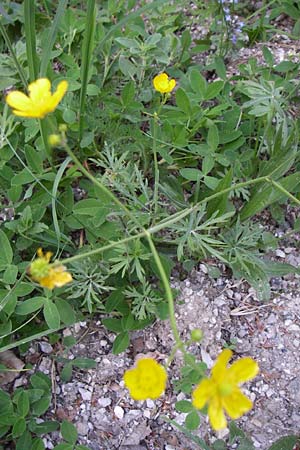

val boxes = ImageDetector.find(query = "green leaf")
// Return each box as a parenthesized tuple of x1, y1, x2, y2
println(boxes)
(212, 440, 227, 450)
(240, 173, 300, 221)
(12, 417, 26, 438)
(102, 318, 123, 333)
(105, 289, 125, 313)
(119, 55, 136, 77)
(179, 168, 202, 181)
(2, 265, 18, 284)
(16, 430, 32, 450)
(61, 420, 78, 445)
(268, 436, 299, 450)
(55, 298, 76, 326)
(214, 56, 227, 80)
(63, 109, 76, 124)
(30, 372, 51, 391)
(31, 437, 45, 450)
(17, 391, 30, 417)
(274, 61, 298, 72)
(31, 420, 59, 435)
(60, 362, 73, 382)
(0, 230, 13, 269)
(16, 297, 45, 315)
(175, 400, 194, 413)
(25, 145, 43, 174)
(185, 410, 200, 430)
(121, 81, 135, 107)
(262, 46, 274, 66)
(53, 444, 73, 450)
(72, 358, 96, 369)
(112, 331, 130, 354)
(176, 88, 192, 115)
(189, 69, 207, 99)
(31, 395, 51, 416)
(206, 168, 233, 218)
(207, 123, 219, 151)
(43, 299, 60, 329)
(205, 80, 224, 100)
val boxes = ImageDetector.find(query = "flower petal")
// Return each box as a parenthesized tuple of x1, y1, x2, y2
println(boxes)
(168, 79, 176, 91)
(48, 80, 68, 111)
(6, 91, 32, 111)
(227, 357, 259, 384)
(222, 387, 253, 419)
(28, 78, 51, 102)
(208, 397, 227, 430)
(192, 378, 215, 409)
(12, 109, 44, 118)
(211, 349, 232, 380)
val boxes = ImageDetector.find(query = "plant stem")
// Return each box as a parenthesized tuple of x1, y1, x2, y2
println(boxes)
(146, 233, 182, 348)
(152, 117, 160, 216)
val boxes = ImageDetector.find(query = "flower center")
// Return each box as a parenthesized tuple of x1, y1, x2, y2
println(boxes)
(219, 382, 233, 396)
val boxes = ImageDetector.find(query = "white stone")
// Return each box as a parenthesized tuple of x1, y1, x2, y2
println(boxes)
(98, 397, 112, 407)
(114, 405, 124, 419)
(78, 388, 92, 401)
(146, 399, 155, 408)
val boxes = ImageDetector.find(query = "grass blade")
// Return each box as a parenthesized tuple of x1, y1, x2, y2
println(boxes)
(51, 156, 72, 253)
(24, 0, 38, 81)
(39, 0, 68, 77)
(79, 0, 96, 140)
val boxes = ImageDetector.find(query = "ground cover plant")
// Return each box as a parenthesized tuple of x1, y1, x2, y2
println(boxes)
(0, 0, 300, 448)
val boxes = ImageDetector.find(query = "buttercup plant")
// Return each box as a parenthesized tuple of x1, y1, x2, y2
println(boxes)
(1, 1, 300, 449)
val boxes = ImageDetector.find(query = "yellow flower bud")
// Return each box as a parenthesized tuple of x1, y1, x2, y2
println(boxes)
(48, 134, 61, 147)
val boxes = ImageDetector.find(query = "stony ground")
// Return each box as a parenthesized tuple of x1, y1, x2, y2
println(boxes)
(9, 228, 299, 450)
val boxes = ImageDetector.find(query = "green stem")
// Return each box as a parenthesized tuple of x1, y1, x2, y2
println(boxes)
(266, 177, 300, 205)
(152, 117, 159, 216)
(146, 233, 182, 347)
(60, 174, 294, 267)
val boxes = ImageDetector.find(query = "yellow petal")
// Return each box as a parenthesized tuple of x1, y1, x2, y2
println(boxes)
(153, 73, 168, 91)
(222, 387, 253, 419)
(6, 91, 32, 111)
(227, 358, 259, 384)
(192, 378, 215, 409)
(211, 349, 232, 380)
(28, 78, 51, 102)
(12, 109, 44, 118)
(168, 79, 176, 91)
(208, 397, 227, 430)
(39, 266, 72, 289)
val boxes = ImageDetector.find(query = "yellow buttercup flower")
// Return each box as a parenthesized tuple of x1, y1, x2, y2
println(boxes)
(29, 248, 72, 290)
(6, 78, 68, 119)
(124, 358, 167, 401)
(192, 349, 259, 430)
(153, 73, 176, 94)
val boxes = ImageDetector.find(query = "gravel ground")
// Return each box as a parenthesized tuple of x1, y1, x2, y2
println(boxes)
(9, 235, 299, 450)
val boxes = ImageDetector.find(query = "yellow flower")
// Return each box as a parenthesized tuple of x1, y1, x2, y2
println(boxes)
(6, 78, 68, 119)
(192, 349, 259, 430)
(153, 73, 176, 94)
(123, 358, 167, 401)
(29, 248, 72, 290)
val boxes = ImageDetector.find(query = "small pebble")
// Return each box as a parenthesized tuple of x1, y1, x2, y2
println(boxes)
(114, 405, 124, 419)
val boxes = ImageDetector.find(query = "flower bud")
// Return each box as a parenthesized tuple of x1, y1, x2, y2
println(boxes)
(191, 328, 203, 342)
